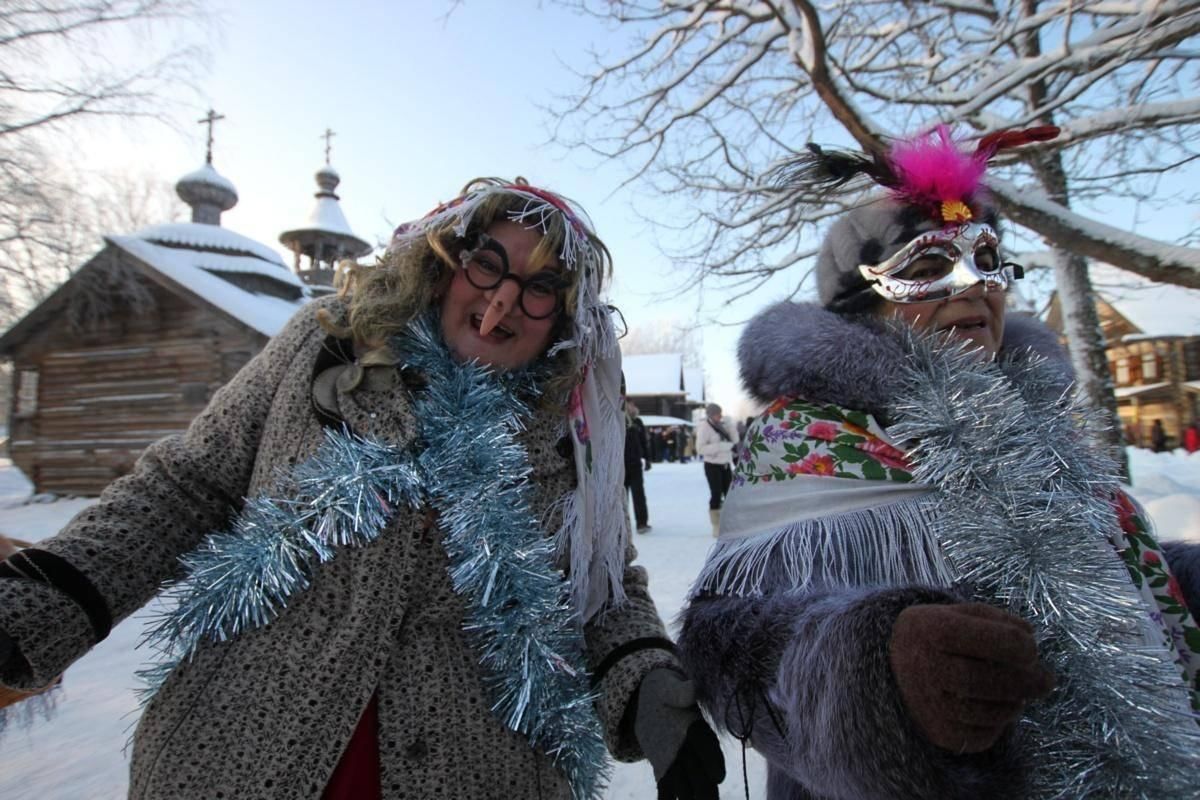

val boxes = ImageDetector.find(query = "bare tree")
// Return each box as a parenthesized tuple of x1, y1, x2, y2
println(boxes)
(621, 319, 705, 367)
(0, 166, 185, 327)
(555, 0, 1200, 466)
(0, 0, 207, 326)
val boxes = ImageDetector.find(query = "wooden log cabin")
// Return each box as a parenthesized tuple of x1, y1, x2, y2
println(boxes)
(0, 163, 312, 495)
(1046, 280, 1200, 450)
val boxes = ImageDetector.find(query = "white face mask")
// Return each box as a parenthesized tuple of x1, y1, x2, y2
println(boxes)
(857, 221, 1021, 304)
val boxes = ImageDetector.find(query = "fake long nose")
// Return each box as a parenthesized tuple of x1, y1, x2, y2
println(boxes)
(479, 281, 522, 337)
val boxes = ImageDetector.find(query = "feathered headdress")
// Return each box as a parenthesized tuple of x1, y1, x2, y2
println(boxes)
(768, 124, 1059, 225)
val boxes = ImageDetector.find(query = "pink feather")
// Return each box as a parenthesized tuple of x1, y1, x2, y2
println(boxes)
(887, 125, 986, 211)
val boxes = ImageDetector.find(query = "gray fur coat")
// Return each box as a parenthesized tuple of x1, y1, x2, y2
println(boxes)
(678, 302, 1200, 800)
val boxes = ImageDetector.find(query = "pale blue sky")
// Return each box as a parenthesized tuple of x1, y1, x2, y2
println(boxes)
(76, 0, 790, 416)
(68, 1, 1200, 417)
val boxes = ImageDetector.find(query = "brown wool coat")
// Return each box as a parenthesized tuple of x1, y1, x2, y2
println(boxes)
(0, 297, 679, 799)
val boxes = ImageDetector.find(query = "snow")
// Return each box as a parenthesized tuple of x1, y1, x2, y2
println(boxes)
(1114, 381, 1170, 399)
(2, 448, 1200, 797)
(640, 415, 693, 427)
(988, 178, 1200, 275)
(134, 222, 286, 266)
(108, 235, 308, 339)
(683, 367, 705, 403)
(623, 353, 685, 396)
(175, 163, 238, 197)
(1090, 263, 1200, 339)
(305, 196, 361, 239)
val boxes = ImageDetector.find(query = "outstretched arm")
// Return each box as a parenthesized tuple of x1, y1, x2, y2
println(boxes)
(0, 300, 332, 690)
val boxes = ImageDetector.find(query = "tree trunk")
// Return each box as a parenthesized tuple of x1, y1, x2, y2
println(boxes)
(1051, 248, 1129, 476)
(1020, 0, 1127, 478)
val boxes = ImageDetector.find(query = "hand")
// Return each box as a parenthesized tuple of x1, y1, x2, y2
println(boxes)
(644, 460, 652, 472)
(634, 669, 725, 800)
(889, 603, 1055, 754)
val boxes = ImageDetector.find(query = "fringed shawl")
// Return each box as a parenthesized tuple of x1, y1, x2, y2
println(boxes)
(695, 302, 1200, 797)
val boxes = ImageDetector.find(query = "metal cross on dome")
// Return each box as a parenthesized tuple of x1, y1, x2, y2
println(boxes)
(322, 127, 336, 164)
(198, 108, 225, 165)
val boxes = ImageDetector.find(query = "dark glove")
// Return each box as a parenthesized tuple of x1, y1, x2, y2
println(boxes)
(644, 460, 652, 471)
(634, 668, 725, 800)
(889, 602, 1055, 754)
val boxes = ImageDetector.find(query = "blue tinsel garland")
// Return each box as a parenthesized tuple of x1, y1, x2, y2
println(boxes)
(139, 315, 609, 799)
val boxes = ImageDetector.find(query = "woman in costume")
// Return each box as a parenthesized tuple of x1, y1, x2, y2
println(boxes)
(0, 179, 725, 800)
(678, 129, 1200, 799)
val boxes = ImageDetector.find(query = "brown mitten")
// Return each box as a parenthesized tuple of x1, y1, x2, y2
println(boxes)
(889, 602, 1055, 753)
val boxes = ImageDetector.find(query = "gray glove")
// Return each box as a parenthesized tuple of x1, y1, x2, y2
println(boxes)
(634, 668, 725, 800)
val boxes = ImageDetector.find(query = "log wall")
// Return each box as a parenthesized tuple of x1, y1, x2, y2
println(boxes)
(8, 285, 263, 496)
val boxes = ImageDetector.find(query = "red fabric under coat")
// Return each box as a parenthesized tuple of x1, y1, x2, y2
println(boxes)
(322, 695, 382, 800)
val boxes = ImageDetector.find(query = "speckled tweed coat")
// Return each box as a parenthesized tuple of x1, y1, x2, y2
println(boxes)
(0, 297, 680, 799)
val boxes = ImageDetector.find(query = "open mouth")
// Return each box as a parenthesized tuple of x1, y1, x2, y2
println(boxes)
(470, 313, 514, 340)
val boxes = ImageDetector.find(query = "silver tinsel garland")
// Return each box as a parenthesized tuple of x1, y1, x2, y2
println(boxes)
(887, 331, 1200, 798)
(138, 315, 609, 799)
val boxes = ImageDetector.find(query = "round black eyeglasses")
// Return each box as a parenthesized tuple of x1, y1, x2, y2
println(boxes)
(458, 235, 566, 320)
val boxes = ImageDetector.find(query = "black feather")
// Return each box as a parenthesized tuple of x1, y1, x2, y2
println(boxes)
(764, 142, 899, 197)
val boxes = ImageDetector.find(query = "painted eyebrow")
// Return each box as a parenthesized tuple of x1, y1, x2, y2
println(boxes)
(478, 236, 511, 272)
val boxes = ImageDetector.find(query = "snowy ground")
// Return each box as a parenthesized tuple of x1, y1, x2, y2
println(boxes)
(1, 449, 1198, 799)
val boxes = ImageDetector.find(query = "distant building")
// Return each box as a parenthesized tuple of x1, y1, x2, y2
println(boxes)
(279, 135, 372, 292)
(0, 136, 371, 495)
(622, 352, 705, 422)
(1045, 283, 1200, 449)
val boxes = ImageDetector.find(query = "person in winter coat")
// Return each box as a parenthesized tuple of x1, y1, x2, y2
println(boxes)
(624, 400, 652, 533)
(696, 403, 736, 537)
(1185, 421, 1200, 455)
(1151, 418, 1169, 452)
(678, 128, 1200, 800)
(0, 179, 725, 800)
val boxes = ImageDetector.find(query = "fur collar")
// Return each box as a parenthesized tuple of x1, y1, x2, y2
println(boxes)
(738, 302, 1072, 419)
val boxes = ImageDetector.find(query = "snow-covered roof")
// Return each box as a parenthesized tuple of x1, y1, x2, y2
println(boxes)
(623, 353, 685, 396)
(136, 222, 288, 267)
(683, 367, 705, 403)
(301, 196, 360, 238)
(108, 235, 308, 338)
(278, 163, 372, 258)
(177, 163, 237, 196)
(641, 415, 693, 427)
(1092, 264, 1200, 339)
(1114, 381, 1171, 399)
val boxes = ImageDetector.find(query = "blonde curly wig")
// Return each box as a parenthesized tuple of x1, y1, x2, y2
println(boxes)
(322, 178, 612, 403)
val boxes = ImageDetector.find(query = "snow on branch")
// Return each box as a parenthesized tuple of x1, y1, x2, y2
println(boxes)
(989, 178, 1200, 288)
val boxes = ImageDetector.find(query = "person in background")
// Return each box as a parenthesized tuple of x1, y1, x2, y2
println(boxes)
(0, 178, 724, 800)
(1185, 420, 1200, 455)
(1151, 418, 1169, 452)
(625, 399, 652, 533)
(695, 403, 735, 537)
(679, 127, 1200, 799)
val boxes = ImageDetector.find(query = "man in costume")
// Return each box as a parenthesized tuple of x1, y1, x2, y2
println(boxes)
(679, 128, 1200, 799)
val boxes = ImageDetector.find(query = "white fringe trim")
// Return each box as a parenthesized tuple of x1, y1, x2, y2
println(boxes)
(690, 496, 952, 598)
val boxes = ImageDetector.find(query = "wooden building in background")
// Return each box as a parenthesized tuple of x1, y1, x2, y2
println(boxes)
(0, 157, 349, 495)
(1046, 287, 1200, 449)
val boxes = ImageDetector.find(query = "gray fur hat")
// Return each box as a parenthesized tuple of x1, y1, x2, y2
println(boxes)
(816, 197, 999, 314)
